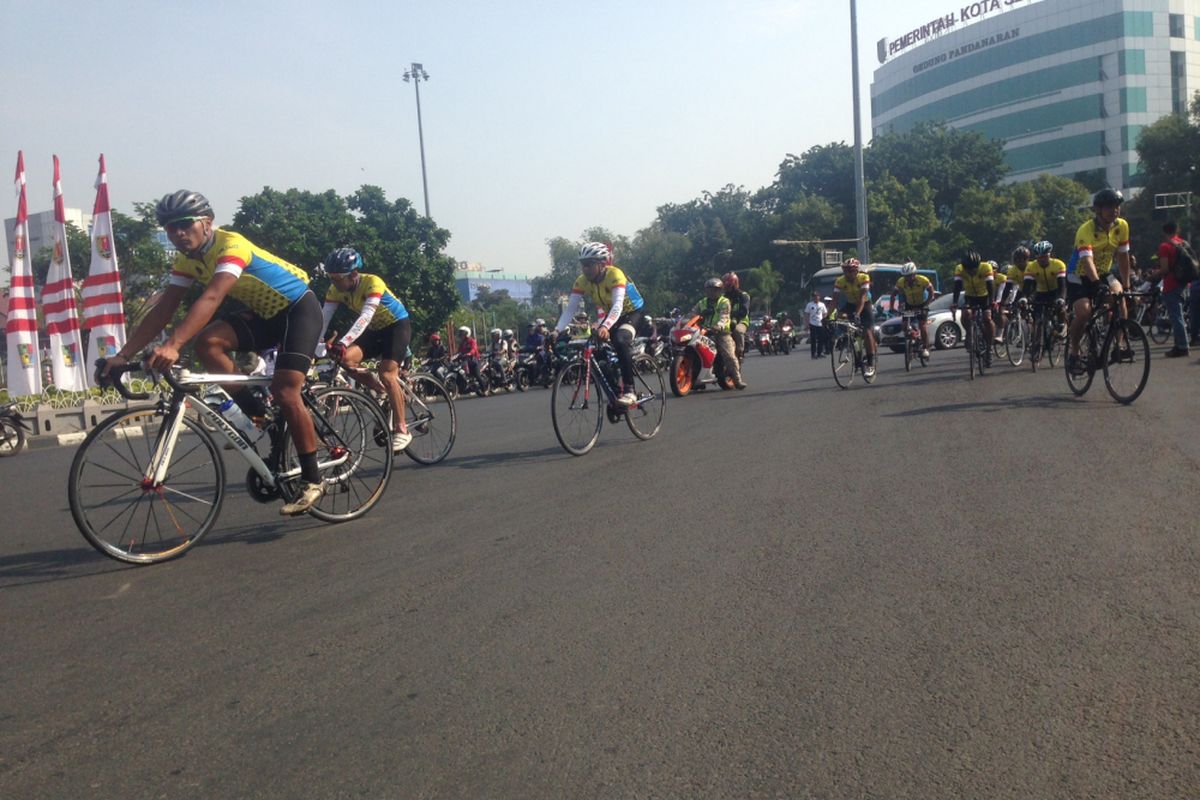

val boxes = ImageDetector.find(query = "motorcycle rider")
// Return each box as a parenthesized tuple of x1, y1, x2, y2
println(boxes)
(722, 271, 751, 363)
(691, 277, 747, 389)
(425, 332, 448, 362)
(453, 326, 483, 390)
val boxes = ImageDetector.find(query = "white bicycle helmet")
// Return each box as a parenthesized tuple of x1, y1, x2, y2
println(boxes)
(900, 261, 917, 277)
(489, 328, 501, 337)
(503, 329, 514, 338)
(578, 241, 609, 262)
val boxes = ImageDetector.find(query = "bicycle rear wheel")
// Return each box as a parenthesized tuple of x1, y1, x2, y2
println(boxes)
(625, 354, 665, 441)
(403, 375, 457, 465)
(552, 361, 603, 456)
(1148, 304, 1171, 345)
(1103, 319, 1151, 405)
(0, 418, 26, 456)
(69, 405, 225, 564)
(293, 387, 393, 522)
(831, 332, 855, 389)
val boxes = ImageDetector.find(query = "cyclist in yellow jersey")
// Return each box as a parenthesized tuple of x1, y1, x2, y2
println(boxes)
(832, 257, 876, 372)
(995, 248, 1028, 342)
(1068, 189, 1131, 371)
(888, 261, 933, 359)
(100, 191, 325, 515)
(555, 242, 645, 405)
(1022, 240, 1068, 334)
(318, 247, 413, 453)
(951, 249, 996, 365)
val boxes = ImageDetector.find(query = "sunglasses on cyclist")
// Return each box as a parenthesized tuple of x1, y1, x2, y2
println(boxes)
(164, 217, 202, 232)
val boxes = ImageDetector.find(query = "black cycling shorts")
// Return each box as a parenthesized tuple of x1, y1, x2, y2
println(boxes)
(354, 319, 412, 365)
(1033, 291, 1061, 306)
(613, 310, 644, 343)
(840, 303, 874, 326)
(903, 304, 929, 320)
(961, 296, 991, 311)
(1067, 277, 1101, 305)
(224, 289, 322, 374)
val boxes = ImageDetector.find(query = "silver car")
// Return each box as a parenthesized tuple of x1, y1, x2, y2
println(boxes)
(877, 292, 964, 351)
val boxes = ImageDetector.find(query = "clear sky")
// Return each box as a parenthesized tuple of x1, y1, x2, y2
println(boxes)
(1, 0, 1023, 276)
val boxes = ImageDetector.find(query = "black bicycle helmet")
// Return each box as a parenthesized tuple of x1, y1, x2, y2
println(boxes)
(1012, 245, 1030, 262)
(324, 247, 363, 274)
(155, 190, 214, 225)
(960, 249, 982, 270)
(1092, 188, 1124, 208)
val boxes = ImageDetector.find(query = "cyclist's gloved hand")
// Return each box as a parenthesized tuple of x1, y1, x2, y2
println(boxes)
(328, 342, 346, 363)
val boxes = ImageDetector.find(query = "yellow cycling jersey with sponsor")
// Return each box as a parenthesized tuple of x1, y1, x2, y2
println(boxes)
(570, 265, 644, 316)
(894, 274, 933, 305)
(1024, 258, 1067, 293)
(1074, 217, 1131, 276)
(834, 272, 871, 304)
(168, 229, 309, 319)
(954, 262, 995, 297)
(324, 273, 409, 330)
(1005, 264, 1025, 284)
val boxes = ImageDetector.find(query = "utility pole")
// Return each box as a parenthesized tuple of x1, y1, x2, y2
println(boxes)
(403, 62, 432, 218)
(849, 0, 870, 263)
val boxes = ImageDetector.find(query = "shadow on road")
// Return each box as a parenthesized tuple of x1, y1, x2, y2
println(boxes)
(0, 517, 323, 588)
(882, 394, 1084, 417)
(440, 445, 575, 470)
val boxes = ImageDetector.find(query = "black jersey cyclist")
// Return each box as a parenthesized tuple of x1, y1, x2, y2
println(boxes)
(100, 190, 325, 515)
(555, 242, 645, 406)
(318, 247, 413, 453)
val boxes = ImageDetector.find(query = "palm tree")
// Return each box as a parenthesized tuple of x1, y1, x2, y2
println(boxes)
(746, 260, 783, 315)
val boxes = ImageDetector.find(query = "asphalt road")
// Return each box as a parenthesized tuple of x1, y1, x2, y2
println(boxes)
(2, 344, 1198, 799)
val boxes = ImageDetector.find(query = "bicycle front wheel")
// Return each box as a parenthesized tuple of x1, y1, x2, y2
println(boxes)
(293, 387, 394, 522)
(1148, 305, 1170, 345)
(403, 375, 457, 465)
(1006, 318, 1026, 366)
(1103, 319, 1151, 405)
(0, 418, 26, 456)
(625, 354, 665, 441)
(551, 361, 603, 456)
(903, 330, 913, 372)
(831, 333, 855, 389)
(69, 405, 225, 564)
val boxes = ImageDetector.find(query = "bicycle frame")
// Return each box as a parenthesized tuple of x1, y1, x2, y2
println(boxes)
(574, 340, 654, 411)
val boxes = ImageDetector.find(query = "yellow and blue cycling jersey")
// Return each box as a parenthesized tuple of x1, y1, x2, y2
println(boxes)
(1072, 218, 1130, 276)
(324, 273, 408, 330)
(570, 265, 644, 317)
(834, 272, 871, 305)
(954, 262, 995, 298)
(168, 229, 309, 319)
(1025, 258, 1067, 293)
(894, 274, 933, 305)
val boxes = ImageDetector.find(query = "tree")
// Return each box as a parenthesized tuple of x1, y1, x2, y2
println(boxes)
(868, 122, 1008, 218)
(744, 260, 783, 315)
(865, 173, 940, 266)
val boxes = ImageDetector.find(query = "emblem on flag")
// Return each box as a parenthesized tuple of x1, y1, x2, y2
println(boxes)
(97, 335, 118, 356)
(17, 343, 34, 367)
(14, 233, 25, 260)
(62, 343, 78, 366)
(97, 235, 113, 260)
(53, 240, 64, 264)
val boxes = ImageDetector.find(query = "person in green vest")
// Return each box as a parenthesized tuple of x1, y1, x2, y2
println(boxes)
(691, 277, 747, 389)
(722, 271, 751, 364)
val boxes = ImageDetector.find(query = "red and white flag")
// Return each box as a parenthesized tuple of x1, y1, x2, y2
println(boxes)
(5, 151, 42, 396)
(43, 155, 88, 390)
(82, 154, 126, 368)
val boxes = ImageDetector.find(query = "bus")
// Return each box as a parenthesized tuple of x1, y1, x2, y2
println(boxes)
(811, 263, 941, 315)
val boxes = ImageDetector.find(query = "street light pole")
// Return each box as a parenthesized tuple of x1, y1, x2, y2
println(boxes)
(403, 62, 432, 218)
(849, 0, 870, 264)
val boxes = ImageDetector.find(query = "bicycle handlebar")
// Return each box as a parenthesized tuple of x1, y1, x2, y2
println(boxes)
(93, 359, 152, 401)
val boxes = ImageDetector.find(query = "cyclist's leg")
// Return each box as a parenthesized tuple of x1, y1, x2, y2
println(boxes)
(1067, 280, 1093, 357)
(199, 314, 273, 417)
(378, 319, 412, 434)
(860, 305, 876, 358)
(271, 292, 323, 504)
(613, 312, 641, 392)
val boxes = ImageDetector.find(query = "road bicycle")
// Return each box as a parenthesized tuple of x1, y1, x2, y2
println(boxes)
(899, 310, 929, 372)
(333, 359, 457, 465)
(829, 317, 876, 388)
(957, 305, 991, 379)
(1065, 289, 1152, 404)
(68, 360, 393, 564)
(1132, 287, 1172, 345)
(550, 338, 665, 456)
(1027, 299, 1065, 372)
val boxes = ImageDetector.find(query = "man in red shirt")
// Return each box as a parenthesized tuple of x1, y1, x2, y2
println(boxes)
(1154, 221, 1190, 357)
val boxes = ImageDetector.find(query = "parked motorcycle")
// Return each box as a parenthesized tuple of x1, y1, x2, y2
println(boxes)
(420, 358, 461, 400)
(669, 315, 735, 397)
(0, 402, 30, 457)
